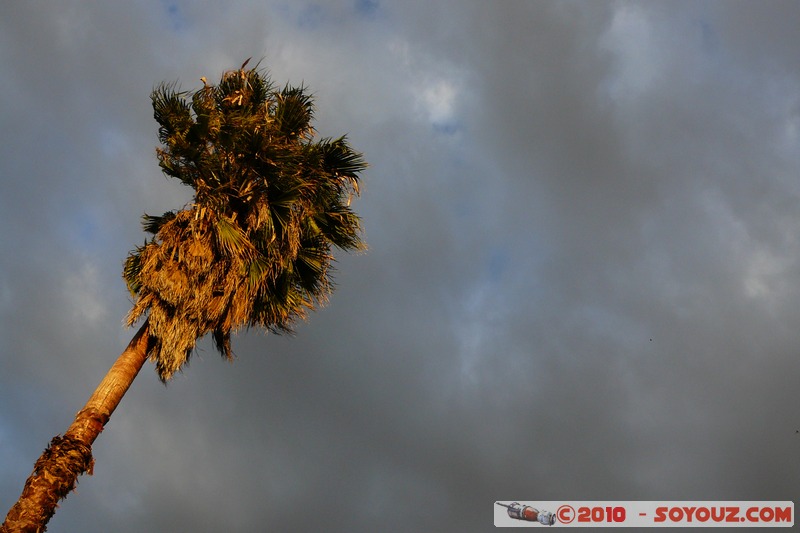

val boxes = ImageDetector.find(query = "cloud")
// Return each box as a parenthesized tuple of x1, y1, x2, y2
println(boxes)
(2, 1, 800, 531)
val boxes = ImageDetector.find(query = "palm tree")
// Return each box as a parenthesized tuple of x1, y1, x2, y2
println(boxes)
(2, 61, 366, 532)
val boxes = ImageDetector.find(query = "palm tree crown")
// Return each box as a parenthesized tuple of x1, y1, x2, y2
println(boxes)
(123, 63, 366, 381)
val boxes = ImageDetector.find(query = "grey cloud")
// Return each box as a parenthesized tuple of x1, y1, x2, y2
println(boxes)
(2, 2, 799, 532)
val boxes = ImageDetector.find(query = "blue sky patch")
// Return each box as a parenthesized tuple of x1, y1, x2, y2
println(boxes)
(162, 1, 187, 31)
(355, 0, 379, 18)
(296, 4, 326, 29)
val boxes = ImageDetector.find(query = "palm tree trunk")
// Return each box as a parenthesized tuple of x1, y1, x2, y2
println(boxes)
(2, 321, 151, 533)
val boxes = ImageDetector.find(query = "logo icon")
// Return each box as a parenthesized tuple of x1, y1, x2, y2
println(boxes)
(496, 502, 556, 526)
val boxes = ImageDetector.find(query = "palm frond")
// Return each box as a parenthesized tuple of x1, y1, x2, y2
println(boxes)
(151, 83, 193, 145)
(243, 67, 272, 108)
(273, 84, 315, 138)
(122, 243, 147, 296)
(246, 256, 272, 287)
(319, 136, 368, 181)
(141, 211, 177, 235)
(314, 205, 363, 251)
(212, 328, 233, 361)
(214, 216, 253, 258)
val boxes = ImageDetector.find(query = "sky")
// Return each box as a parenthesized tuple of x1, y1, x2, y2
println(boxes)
(1, 1, 800, 531)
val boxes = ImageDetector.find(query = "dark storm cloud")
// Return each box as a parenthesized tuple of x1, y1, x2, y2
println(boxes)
(2, 2, 800, 532)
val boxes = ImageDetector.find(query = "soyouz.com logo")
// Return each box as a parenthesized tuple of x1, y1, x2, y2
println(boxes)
(494, 501, 794, 527)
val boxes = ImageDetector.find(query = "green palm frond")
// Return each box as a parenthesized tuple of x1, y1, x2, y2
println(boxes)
(273, 84, 315, 139)
(243, 66, 271, 108)
(295, 240, 332, 293)
(152, 83, 193, 145)
(141, 211, 177, 235)
(215, 216, 253, 258)
(319, 136, 368, 182)
(314, 204, 363, 251)
(122, 242, 147, 296)
(246, 256, 272, 287)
